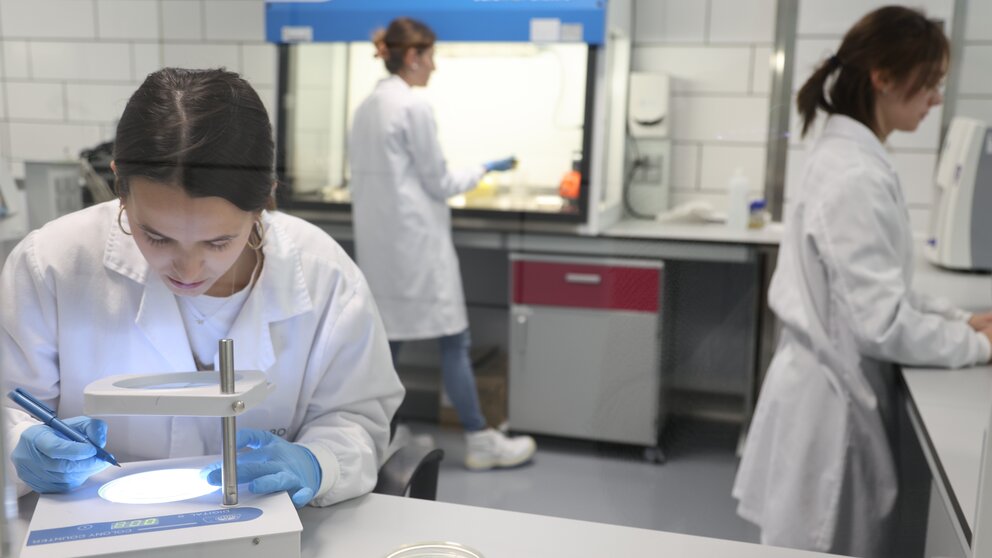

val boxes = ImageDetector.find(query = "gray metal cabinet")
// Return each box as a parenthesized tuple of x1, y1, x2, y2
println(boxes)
(508, 254, 663, 449)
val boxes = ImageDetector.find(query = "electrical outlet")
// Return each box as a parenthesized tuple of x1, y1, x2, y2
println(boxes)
(633, 155, 663, 184)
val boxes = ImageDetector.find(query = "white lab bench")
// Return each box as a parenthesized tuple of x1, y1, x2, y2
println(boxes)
(297, 210, 783, 432)
(9, 490, 842, 557)
(902, 257, 992, 557)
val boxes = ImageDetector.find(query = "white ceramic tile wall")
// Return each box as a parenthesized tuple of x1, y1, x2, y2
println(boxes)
(30, 42, 132, 81)
(5, 82, 64, 121)
(632, 0, 774, 215)
(97, 0, 160, 41)
(2, 41, 30, 80)
(751, 46, 772, 95)
(7, 122, 102, 161)
(204, 0, 265, 42)
(133, 44, 163, 81)
(65, 84, 138, 122)
(632, 46, 752, 94)
(797, 0, 953, 35)
(699, 145, 767, 195)
(958, 0, 992, 123)
(633, 0, 706, 44)
(671, 143, 700, 191)
(956, 99, 992, 124)
(241, 44, 277, 86)
(162, 0, 204, 41)
(162, 43, 240, 71)
(1, 0, 96, 39)
(964, 0, 992, 41)
(708, 0, 776, 44)
(960, 46, 992, 95)
(0, 0, 274, 177)
(891, 152, 939, 206)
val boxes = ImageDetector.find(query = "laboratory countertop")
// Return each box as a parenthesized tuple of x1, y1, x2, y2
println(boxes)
(7, 489, 846, 557)
(603, 219, 783, 245)
(297, 492, 840, 558)
(903, 255, 992, 539)
(289, 204, 784, 248)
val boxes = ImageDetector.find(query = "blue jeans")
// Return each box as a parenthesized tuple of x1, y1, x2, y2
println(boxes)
(390, 329, 487, 432)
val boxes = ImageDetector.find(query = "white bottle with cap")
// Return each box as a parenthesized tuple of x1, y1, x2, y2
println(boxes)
(725, 168, 750, 231)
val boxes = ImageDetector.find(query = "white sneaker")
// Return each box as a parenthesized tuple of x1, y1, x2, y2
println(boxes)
(464, 428, 536, 471)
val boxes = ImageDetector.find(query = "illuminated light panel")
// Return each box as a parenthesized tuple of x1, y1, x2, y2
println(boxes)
(99, 468, 219, 505)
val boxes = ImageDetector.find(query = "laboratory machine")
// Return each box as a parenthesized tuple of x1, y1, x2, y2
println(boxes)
(19, 340, 303, 558)
(926, 116, 992, 271)
(266, 0, 635, 233)
(624, 71, 672, 217)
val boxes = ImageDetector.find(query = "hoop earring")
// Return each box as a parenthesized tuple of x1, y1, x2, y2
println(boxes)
(117, 205, 132, 236)
(247, 220, 266, 250)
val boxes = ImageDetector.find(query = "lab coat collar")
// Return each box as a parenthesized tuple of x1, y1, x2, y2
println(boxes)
(103, 209, 314, 373)
(381, 74, 411, 91)
(821, 114, 895, 172)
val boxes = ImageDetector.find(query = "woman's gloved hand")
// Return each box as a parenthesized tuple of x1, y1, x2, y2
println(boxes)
(12, 416, 110, 493)
(482, 156, 517, 173)
(201, 429, 322, 508)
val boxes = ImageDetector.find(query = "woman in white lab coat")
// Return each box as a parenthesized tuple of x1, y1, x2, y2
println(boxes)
(733, 7, 992, 557)
(349, 17, 535, 470)
(0, 68, 404, 507)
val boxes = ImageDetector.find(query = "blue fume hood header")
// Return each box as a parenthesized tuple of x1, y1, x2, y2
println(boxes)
(266, 0, 606, 45)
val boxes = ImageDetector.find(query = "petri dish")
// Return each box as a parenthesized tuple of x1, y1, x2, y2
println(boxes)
(384, 541, 484, 558)
(99, 468, 219, 504)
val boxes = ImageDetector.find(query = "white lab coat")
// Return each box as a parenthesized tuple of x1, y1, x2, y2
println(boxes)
(733, 115, 991, 556)
(0, 201, 405, 506)
(348, 75, 484, 340)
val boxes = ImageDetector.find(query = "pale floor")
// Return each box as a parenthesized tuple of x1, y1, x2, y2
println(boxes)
(405, 417, 761, 544)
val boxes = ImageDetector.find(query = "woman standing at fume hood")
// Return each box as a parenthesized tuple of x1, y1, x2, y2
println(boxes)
(349, 17, 536, 470)
(733, 6, 992, 557)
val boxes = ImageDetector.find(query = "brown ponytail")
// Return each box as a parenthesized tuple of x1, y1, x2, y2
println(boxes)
(372, 17, 436, 75)
(796, 6, 948, 138)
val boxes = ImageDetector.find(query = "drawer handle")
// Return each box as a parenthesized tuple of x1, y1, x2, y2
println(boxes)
(564, 273, 602, 285)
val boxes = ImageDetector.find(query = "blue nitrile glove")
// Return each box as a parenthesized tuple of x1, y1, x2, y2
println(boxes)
(482, 156, 517, 173)
(12, 416, 110, 493)
(202, 429, 322, 508)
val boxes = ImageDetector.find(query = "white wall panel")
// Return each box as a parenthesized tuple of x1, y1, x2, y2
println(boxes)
(97, 0, 159, 40)
(8, 122, 101, 160)
(242, 44, 277, 87)
(203, 0, 265, 41)
(6, 82, 64, 121)
(709, 0, 776, 44)
(632, 46, 751, 94)
(163, 43, 240, 72)
(31, 42, 131, 82)
(132, 43, 161, 82)
(699, 144, 767, 194)
(1, 0, 96, 39)
(162, 0, 204, 41)
(632, 0, 706, 43)
(892, 152, 938, 206)
(671, 143, 700, 191)
(2, 41, 30, 80)
(671, 96, 769, 142)
(65, 83, 136, 122)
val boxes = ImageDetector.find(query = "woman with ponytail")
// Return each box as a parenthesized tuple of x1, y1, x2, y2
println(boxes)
(733, 6, 992, 556)
(349, 18, 535, 471)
